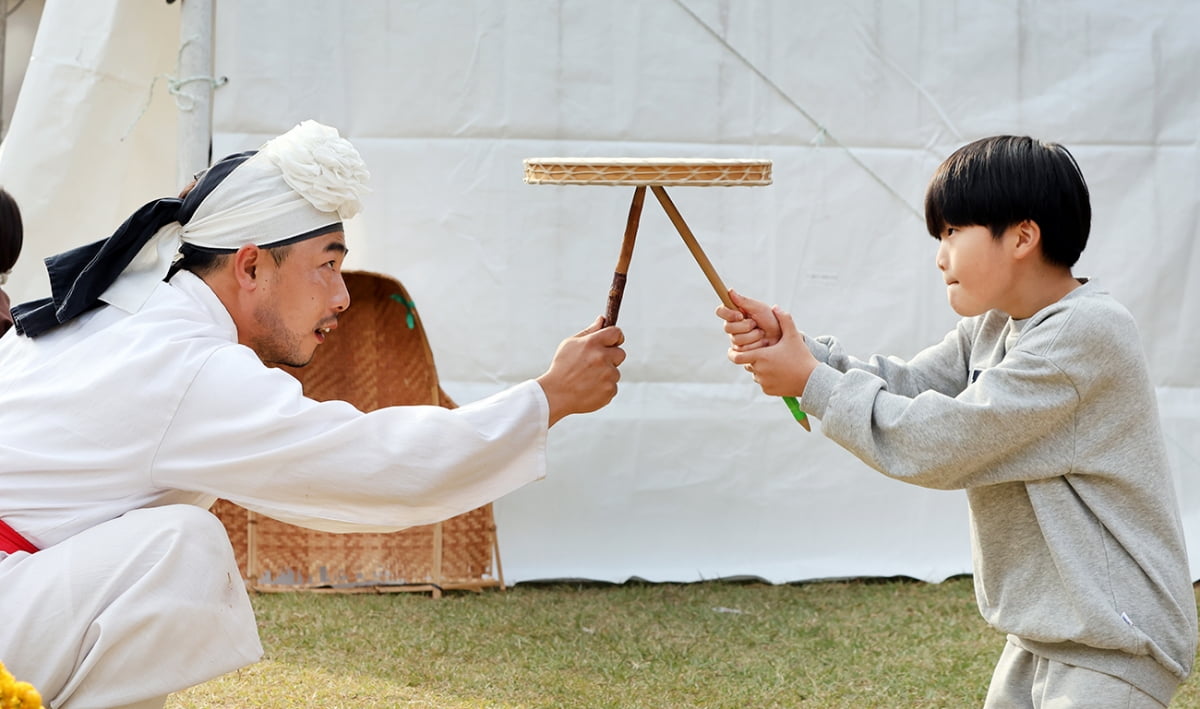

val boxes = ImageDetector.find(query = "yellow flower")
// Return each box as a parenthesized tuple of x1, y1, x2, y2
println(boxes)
(0, 663, 43, 709)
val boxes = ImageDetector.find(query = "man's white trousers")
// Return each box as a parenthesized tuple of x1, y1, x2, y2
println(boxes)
(0, 505, 263, 708)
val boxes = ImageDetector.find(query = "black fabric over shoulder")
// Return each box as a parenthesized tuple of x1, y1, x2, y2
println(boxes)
(10, 151, 257, 338)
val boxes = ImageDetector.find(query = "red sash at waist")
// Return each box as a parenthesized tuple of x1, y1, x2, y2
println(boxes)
(0, 518, 39, 554)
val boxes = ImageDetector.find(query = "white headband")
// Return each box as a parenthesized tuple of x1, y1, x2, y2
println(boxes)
(100, 120, 369, 313)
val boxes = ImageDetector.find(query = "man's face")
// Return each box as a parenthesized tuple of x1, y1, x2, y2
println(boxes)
(935, 224, 1016, 317)
(246, 231, 350, 367)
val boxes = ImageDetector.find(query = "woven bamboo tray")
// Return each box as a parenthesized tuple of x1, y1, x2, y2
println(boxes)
(211, 271, 503, 597)
(522, 157, 772, 186)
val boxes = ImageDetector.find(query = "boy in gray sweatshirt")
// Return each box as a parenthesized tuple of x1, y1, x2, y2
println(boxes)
(718, 135, 1196, 707)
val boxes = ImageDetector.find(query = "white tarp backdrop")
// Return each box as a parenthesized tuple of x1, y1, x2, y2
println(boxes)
(2, 0, 1197, 585)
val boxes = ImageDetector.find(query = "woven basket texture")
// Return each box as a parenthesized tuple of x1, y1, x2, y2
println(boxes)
(522, 157, 772, 186)
(211, 271, 502, 595)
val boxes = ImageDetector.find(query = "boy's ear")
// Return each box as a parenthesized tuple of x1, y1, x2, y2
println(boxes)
(1012, 220, 1042, 260)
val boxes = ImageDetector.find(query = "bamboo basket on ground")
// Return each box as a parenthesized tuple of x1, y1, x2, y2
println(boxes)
(211, 271, 504, 598)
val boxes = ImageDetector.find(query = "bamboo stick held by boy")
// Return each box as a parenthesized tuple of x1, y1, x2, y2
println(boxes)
(717, 135, 1196, 706)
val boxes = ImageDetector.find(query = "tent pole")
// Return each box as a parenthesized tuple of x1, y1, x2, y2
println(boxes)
(176, 0, 214, 190)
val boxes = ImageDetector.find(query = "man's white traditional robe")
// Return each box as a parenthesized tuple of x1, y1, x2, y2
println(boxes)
(0, 271, 549, 708)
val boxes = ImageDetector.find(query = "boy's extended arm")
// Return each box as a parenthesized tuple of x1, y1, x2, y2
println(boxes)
(806, 322, 975, 400)
(802, 355, 1077, 490)
(799, 311, 1095, 490)
(719, 290, 974, 399)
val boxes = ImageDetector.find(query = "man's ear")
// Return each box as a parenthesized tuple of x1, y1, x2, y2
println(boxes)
(232, 244, 263, 291)
(1012, 220, 1041, 260)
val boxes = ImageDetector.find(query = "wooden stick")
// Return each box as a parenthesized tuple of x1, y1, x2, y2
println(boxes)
(650, 186, 734, 309)
(650, 185, 811, 431)
(603, 185, 646, 327)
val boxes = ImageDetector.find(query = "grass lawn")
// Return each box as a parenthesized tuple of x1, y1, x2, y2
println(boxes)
(168, 577, 1200, 708)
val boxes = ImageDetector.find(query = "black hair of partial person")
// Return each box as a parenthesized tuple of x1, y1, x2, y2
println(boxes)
(924, 135, 1092, 269)
(0, 187, 23, 273)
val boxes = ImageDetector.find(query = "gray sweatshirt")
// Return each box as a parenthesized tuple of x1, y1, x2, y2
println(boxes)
(799, 280, 1197, 704)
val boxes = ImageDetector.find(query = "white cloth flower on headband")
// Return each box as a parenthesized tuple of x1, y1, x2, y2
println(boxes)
(261, 120, 370, 219)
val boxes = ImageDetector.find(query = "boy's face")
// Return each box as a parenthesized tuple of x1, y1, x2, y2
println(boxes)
(935, 224, 1016, 317)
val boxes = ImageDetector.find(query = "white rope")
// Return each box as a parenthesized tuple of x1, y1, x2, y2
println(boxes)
(122, 36, 227, 141)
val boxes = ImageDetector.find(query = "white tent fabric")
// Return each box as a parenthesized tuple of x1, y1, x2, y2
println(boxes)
(2, 0, 1198, 586)
(0, 0, 179, 281)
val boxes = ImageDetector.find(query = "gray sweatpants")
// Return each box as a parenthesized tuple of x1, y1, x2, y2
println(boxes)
(983, 639, 1168, 708)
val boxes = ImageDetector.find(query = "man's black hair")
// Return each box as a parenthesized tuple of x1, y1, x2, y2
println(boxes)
(171, 242, 293, 280)
(924, 135, 1092, 268)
